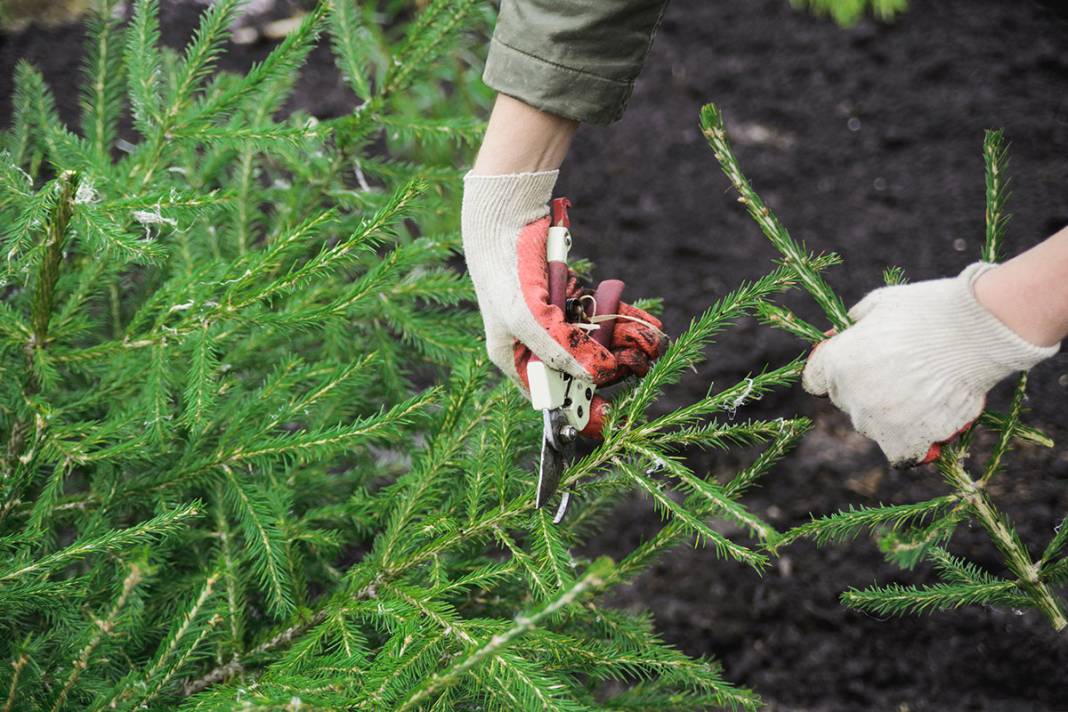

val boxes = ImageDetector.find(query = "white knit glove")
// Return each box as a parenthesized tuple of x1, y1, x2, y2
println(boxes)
(461, 170, 587, 382)
(802, 263, 1059, 467)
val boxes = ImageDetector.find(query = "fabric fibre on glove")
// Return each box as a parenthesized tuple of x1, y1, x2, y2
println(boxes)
(802, 262, 1059, 467)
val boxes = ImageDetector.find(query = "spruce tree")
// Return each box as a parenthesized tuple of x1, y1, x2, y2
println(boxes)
(0, 2, 849, 709)
(702, 103, 1068, 633)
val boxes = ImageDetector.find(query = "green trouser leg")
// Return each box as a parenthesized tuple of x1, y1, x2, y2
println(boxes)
(484, 0, 672, 126)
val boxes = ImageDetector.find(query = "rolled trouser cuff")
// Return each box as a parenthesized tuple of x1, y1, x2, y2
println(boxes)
(483, 36, 634, 126)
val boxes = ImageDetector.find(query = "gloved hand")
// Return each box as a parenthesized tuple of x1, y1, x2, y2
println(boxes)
(802, 263, 1059, 467)
(461, 170, 666, 436)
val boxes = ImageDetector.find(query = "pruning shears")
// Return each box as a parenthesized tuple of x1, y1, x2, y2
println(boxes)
(528, 198, 623, 524)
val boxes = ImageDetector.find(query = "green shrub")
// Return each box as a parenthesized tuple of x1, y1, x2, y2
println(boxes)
(0, 2, 838, 709)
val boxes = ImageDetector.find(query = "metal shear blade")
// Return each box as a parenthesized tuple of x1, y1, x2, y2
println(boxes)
(536, 408, 575, 519)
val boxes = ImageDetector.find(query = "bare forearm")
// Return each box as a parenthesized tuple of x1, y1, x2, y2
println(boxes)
(975, 225, 1068, 347)
(472, 94, 578, 175)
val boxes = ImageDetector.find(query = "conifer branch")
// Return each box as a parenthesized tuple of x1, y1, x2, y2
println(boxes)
(617, 459, 768, 571)
(842, 580, 1031, 617)
(621, 265, 816, 422)
(138, 612, 224, 709)
(625, 442, 778, 545)
(130, 0, 245, 187)
(979, 373, 1028, 485)
(224, 387, 436, 467)
(700, 103, 850, 330)
(977, 410, 1053, 449)
(221, 466, 294, 619)
(181, 323, 219, 435)
(982, 128, 1010, 262)
(927, 547, 1002, 587)
(1043, 558, 1068, 584)
(878, 507, 968, 570)
(756, 301, 824, 343)
(124, 0, 163, 136)
(372, 363, 491, 565)
(80, 0, 124, 169)
(651, 416, 801, 451)
(329, 0, 479, 141)
(356, 625, 450, 708)
(937, 452, 1067, 630)
(530, 508, 576, 590)
(25, 459, 71, 537)
(328, 0, 373, 102)
(213, 483, 245, 655)
(2, 650, 28, 712)
(171, 0, 243, 113)
(186, 3, 327, 129)
(381, 116, 487, 148)
(394, 558, 612, 711)
(2, 175, 56, 267)
(883, 265, 907, 286)
(48, 563, 142, 712)
(29, 171, 77, 373)
(5, 79, 34, 170)
(723, 418, 810, 498)
(638, 358, 804, 435)
(494, 526, 553, 601)
(181, 609, 331, 696)
(0, 502, 198, 583)
(173, 122, 328, 148)
(780, 497, 957, 548)
(1040, 515, 1068, 569)
(16, 62, 91, 172)
(382, 0, 478, 98)
(103, 569, 221, 710)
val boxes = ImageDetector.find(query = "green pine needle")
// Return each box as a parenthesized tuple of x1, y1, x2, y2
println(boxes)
(781, 497, 957, 548)
(842, 580, 1030, 617)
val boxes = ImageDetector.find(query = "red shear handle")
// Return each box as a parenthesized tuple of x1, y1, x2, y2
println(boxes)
(591, 279, 624, 347)
(547, 197, 572, 311)
(551, 197, 572, 228)
(528, 267, 566, 367)
(530, 209, 571, 368)
(547, 262, 568, 311)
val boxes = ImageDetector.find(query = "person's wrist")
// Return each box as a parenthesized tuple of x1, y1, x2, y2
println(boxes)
(472, 94, 578, 175)
(974, 263, 1064, 348)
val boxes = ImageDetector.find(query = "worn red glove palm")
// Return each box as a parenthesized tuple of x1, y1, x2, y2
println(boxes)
(511, 216, 666, 438)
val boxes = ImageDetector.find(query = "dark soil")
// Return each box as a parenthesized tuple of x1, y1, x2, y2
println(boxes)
(4, 0, 1068, 709)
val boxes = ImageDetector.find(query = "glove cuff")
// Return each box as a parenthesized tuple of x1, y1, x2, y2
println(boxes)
(461, 170, 559, 238)
(461, 170, 568, 382)
(956, 262, 1060, 379)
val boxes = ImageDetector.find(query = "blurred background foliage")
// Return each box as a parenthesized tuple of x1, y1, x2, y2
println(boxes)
(0, 0, 910, 33)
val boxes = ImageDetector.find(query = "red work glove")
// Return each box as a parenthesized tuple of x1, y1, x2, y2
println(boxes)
(511, 216, 667, 439)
